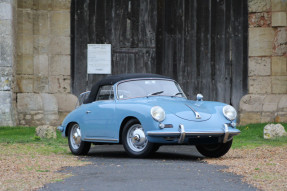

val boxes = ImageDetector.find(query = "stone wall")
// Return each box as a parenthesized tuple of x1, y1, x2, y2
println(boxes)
(0, 0, 17, 126)
(240, 0, 287, 125)
(16, 0, 77, 126)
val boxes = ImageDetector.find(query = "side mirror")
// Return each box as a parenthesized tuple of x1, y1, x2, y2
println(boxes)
(196, 94, 203, 101)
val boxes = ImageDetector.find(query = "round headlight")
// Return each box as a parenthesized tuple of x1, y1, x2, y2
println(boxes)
(223, 105, 237, 121)
(151, 106, 165, 122)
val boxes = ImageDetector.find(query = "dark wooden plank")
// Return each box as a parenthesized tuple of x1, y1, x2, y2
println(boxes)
(175, 0, 184, 85)
(184, 0, 197, 98)
(213, 0, 226, 103)
(224, 0, 232, 104)
(130, 0, 140, 47)
(155, 0, 165, 75)
(196, 0, 212, 100)
(72, 0, 90, 95)
(231, 0, 246, 110)
(138, 0, 157, 48)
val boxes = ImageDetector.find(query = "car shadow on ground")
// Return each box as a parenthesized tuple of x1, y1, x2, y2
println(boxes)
(84, 145, 204, 162)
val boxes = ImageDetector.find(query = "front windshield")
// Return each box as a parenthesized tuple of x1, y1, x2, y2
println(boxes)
(117, 79, 186, 100)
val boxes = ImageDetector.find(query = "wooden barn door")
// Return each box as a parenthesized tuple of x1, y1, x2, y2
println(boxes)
(71, 0, 248, 110)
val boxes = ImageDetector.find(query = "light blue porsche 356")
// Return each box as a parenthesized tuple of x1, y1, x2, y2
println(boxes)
(58, 73, 240, 158)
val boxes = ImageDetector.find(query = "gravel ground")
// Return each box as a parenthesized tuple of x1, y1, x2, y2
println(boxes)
(0, 144, 90, 191)
(205, 146, 287, 191)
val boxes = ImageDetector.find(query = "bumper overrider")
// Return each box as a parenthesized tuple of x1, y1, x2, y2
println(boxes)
(147, 124, 240, 144)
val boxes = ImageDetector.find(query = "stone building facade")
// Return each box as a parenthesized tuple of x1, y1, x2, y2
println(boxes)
(239, 0, 287, 125)
(0, 0, 286, 127)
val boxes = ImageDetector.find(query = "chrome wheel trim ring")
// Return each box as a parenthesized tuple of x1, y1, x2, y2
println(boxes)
(70, 124, 81, 150)
(127, 124, 148, 152)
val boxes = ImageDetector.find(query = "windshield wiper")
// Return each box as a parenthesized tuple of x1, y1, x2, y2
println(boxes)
(173, 92, 184, 97)
(148, 91, 164, 96)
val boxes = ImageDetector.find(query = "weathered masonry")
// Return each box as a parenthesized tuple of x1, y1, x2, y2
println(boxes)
(0, 0, 286, 127)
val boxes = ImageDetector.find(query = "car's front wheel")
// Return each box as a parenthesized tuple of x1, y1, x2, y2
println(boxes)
(122, 119, 154, 158)
(68, 123, 91, 155)
(195, 139, 233, 158)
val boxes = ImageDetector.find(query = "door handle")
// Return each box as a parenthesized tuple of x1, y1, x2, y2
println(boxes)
(86, 111, 91, 114)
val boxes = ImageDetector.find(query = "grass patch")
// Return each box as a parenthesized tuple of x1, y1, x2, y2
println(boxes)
(0, 126, 69, 155)
(232, 123, 287, 148)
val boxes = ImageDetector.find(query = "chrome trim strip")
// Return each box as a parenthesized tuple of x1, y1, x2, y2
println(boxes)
(84, 138, 118, 142)
(185, 104, 201, 119)
(223, 124, 229, 143)
(147, 131, 240, 137)
(178, 124, 186, 144)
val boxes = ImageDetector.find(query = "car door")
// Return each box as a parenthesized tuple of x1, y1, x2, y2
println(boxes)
(82, 85, 116, 139)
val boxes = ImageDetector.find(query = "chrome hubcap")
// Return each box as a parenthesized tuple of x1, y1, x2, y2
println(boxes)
(70, 124, 81, 150)
(127, 124, 147, 152)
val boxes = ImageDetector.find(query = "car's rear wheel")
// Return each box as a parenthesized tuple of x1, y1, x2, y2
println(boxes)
(122, 119, 154, 158)
(68, 123, 91, 155)
(195, 139, 233, 158)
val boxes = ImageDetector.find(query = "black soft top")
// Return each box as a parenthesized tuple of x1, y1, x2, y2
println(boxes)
(83, 73, 171, 104)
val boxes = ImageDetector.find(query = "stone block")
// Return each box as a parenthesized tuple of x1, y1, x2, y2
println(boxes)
(44, 113, 59, 126)
(272, 0, 287, 11)
(16, 54, 34, 75)
(17, 0, 33, 9)
(34, 76, 49, 93)
(261, 112, 276, 123)
(273, 27, 287, 56)
(33, 35, 50, 54)
(249, 76, 272, 94)
(248, 0, 271, 12)
(33, 11, 50, 35)
(249, 57, 271, 76)
(249, 12, 271, 27)
(272, 76, 287, 93)
(51, 11, 70, 36)
(17, 93, 43, 112)
(0, 3, 12, 20)
(16, 75, 34, 93)
(262, 95, 282, 112)
(249, 28, 275, 56)
(34, 54, 49, 76)
(264, 123, 287, 139)
(0, 91, 14, 126)
(272, 56, 287, 76)
(17, 35, 33, 55)
(0, 20, 12, 35)
(58, 111, 68, 123)
(50, 55, 70, 76)
(17, 9, 33, 35)
(278, 95, 287, 111)
(0, 67, 12, 91)
(49, 37, 70, 55)
(239, 94, 265, 112)
(34, 0, 52, 10)
(36, 125, 57, 139)
(272, 12, 287, 27)
(276, 112, 287, 122)
(239, 112, 261, 125)
(52, 0, 70, 10)
(55, 93, 77, 111)
(49, 76, 70, 93)
(40, 93, 58, 112)
(0, 34, 13, 67)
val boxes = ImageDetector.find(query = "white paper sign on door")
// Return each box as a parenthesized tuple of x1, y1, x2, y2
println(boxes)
(87, 44, 111, 74)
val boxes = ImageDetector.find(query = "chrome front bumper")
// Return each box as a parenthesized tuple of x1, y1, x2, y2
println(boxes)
(147, 124, 240, 144)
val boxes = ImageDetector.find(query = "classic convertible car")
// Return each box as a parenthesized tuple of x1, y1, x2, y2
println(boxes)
(58, 73, 240, 158)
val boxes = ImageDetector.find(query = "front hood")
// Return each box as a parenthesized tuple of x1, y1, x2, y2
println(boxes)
(146, 97, 220, 121)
